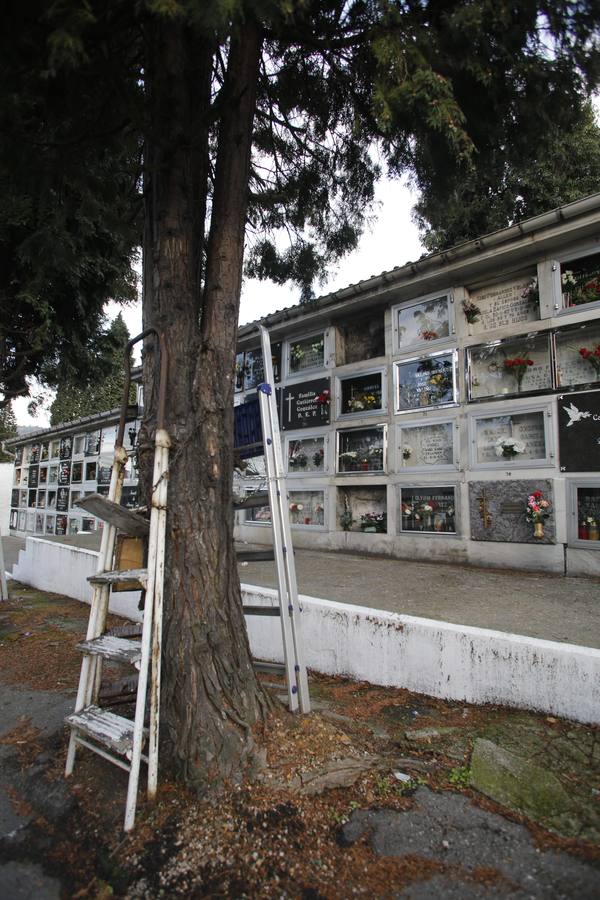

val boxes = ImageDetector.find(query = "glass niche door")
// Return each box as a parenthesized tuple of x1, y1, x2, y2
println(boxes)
(468, 333, 552, 400)
(556, 320, 600, 390)
(400, 486, 457, 534)
(285, 434, 326, 474)
(396, 351, 457, 412)
(471, 408, 551, 467)
(337, 425, 386, 473)
(398, 420, 456, 470)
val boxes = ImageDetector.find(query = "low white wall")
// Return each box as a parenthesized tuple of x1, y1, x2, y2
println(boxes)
(0, 462, 13, 534)
(12, 537, 142, 621)
(11, 538, 598, 725)
(241, 585, 600, 726)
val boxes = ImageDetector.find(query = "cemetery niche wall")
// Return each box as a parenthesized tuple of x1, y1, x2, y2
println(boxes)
(8, 194, 600, 575)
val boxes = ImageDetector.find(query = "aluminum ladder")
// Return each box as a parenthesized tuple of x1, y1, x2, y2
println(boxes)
(254, 324, 310, 714)
(64, 328, 169, 832)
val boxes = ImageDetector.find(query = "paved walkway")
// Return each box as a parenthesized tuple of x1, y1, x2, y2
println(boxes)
(3, 535, 599, 649)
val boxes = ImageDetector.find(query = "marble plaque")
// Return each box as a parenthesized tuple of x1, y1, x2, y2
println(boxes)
(469, 277, 538, 333)
(469, 480, 555, 543)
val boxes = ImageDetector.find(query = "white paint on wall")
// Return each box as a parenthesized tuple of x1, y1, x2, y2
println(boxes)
(240, 585, 600, 726)
(0, 463, 13, 534)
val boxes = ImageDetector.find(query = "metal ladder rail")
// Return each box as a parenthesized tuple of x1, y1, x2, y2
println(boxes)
(257, 325, 310, 714)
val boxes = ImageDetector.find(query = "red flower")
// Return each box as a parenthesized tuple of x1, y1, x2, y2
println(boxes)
(533, 490, 543, 499)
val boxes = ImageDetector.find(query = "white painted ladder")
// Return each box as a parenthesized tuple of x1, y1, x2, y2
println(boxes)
(64, 328, 169, 832)
(255, 325, 310, 714)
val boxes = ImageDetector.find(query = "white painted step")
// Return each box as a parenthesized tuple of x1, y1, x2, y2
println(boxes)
(88, 568, 148, 588)
(75, 494, 150, 536)
(66, 706, 142, 757)
(76, 635, 142, 665)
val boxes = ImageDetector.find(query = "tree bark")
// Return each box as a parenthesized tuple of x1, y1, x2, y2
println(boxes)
(142, 14, 269, 791)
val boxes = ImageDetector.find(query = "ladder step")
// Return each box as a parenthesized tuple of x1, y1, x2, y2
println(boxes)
(100, 674, 139, 703)
(75, 494, 150, 536)
(88, 568, 148, 588)
(233, 491, 269, 510)
(66, 705, 140, 757)
(76, 635, 142, 665)
(108, 623, 144, 638)
(237, 549, 275, 562)
(253, 660, 286, 675)
(243, 605, 281, 617)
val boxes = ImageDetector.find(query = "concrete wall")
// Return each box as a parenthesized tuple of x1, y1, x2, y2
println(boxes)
(10, 537, 598, 726)
(241, 585, 600, 726)
(11, 537, 142, 621)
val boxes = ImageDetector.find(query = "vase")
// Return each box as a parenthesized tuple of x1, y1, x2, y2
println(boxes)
(579, 523, 588, 540)
(362, 525, 377, 533)
(588, 523, 599, 541)
(533, 521, 545, 539)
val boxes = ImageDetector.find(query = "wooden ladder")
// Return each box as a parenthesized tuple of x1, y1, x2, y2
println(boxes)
(64, 328, 169, 832)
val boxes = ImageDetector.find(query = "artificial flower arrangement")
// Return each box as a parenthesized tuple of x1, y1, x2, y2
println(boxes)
(428, 371, 453, 398)
(339, 450, 358, 461)
(312, 447, 325, 467)
(402, 445, 413, 460)
(562, 269, 600, 306)
(360, 512, 387, 533)
(420, 329, 438, 341)
(503, 356, 534, 391)
(290, 337, 324, 370)
(316, 389, 330, 407)
(495, 437, 526, 459)
(289, 502, 304, 512)
(526, 489, 551, 539)
(347, 392, 380, 413)
(462, 299, 481, 324)
(288, 451, 308, 468)
(521, 277, 539, 304)
(578, 343, 600, 377)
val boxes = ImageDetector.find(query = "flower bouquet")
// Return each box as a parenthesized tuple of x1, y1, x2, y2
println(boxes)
(521, 278, 539, 304)
(462, 300, 481, 324)
(316, 389, 330, 407)
(402, 445, 413, 461)
(503, 356, 534, 392)
(347, 392, 380, 412)
(360, 512, 386, 533)
(526, 489, 551, 539)
(289, 451, 307, 468)
(495, 437, 526, 459)
(420, 329, 438, 341)
(578, 344, 600, 378)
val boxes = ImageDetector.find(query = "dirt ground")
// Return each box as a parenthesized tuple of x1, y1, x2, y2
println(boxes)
(1, 582, 599, 899)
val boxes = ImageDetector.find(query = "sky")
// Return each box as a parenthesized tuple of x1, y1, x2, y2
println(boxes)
(12, 176, 424, 427)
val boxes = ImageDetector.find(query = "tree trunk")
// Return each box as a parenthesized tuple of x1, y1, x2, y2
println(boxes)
(142, 14, 269, 791)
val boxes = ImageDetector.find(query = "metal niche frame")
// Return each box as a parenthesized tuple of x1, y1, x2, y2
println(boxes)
(335, 422, 388, 475)
(394, 348, 459, 414)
